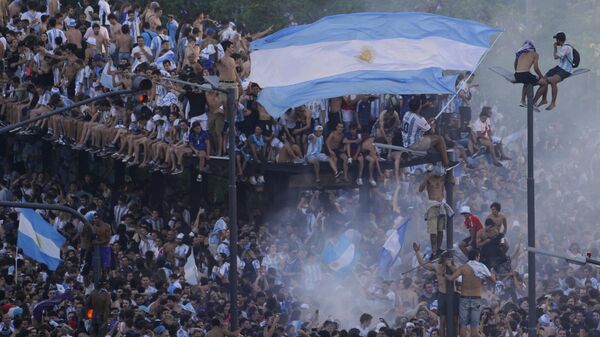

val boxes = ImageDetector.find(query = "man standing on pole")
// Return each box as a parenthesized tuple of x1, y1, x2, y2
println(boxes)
(418, 163, 455, 260)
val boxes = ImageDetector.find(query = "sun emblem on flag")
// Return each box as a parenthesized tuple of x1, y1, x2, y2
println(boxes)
(357, 46, 375, 63)
(330, 261, 339, 269)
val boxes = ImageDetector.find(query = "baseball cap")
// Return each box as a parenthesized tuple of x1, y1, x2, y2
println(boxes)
(460, 206, 471, 214)
(315, 125, 323, 131)
(176, 233, 184, 240)
(93, 54, 105, 62)
(154, 325, 166, 334)
(553, 31, 566, 40)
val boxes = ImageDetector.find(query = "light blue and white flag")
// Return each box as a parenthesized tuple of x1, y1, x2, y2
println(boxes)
(321, 232, 358, 275)
(249, 12, 501, 117)
(17, 208, 66, 271)
(378, 218, 410, 276)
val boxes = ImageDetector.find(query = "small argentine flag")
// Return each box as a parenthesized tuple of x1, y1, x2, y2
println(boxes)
(378, 218, 410, 277)
(184, 249, 199, 285)
(17, 209, 66, 271)
(321, 232, 358, 275)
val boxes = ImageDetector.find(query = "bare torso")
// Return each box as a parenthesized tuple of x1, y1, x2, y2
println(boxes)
(515, 51, 537, 73)
(459, 264, 482, 297)
(426, 175, 445, 201)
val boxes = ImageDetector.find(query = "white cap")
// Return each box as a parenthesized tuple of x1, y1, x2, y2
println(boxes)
(176, 233, 184, 240)
(315, 125, 323, 131)
(460, 206, 471, 214)
(152, 114, 161, 121)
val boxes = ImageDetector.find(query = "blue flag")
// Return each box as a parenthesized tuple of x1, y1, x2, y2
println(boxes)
(378, 218, 410, 277)
(17, 209, 66, 271)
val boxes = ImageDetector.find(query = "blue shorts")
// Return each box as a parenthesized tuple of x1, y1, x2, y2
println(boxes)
(459, 296, 482, 327)
(99, 247, 112, 268)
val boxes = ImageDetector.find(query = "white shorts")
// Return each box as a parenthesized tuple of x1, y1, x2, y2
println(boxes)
(306, 153, 328, 162)
(271, 137, 285, 150)
(190, 115, 208, 131)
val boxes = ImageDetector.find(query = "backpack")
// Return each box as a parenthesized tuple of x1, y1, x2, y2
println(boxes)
(566, 44, 580, 68)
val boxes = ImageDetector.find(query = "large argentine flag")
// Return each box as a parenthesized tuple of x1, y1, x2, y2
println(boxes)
(321, 232, 358, 276)
(378, 218, 410, 277)
(17, 209, 66, 271)
(249, 12, 501, 117)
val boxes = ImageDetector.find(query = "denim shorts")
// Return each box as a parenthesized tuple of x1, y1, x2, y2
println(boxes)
(459, 296, 482, 327)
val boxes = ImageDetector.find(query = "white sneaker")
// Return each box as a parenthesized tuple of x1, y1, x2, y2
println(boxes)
(356, 178, 363, 186)
(196, 174, 202, 182)
(369, 179, 377, 187)
(257, 176, 265, 184)
(249, 176, 257, 185)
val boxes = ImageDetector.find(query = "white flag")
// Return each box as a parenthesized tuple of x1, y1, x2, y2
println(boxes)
(184, 250, 199, 285)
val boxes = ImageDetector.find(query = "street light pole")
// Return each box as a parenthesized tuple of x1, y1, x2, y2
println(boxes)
(526, 84, 536, 337)
(162, 76, 240, 330)
(226, 86, 239, 331)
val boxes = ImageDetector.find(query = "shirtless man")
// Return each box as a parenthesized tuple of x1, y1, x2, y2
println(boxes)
(205, 318, 242, 337)
(414, 243, 457, 337)
(86, 281, 111, 337)
(65, 20, 82, 50)
(216, 41, 240, 92)
(513, 40, 547, 108)
(446, 249, 495, 337)
(115, 25, 132, 62)
(326, 123, 349, 181)
(418, 164, 455, 258)
(147, 6, 162, 32)
(486, 202, 508, 252)
(206, 90, 224, 156)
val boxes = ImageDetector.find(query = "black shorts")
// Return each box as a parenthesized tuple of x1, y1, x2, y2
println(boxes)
(514, 72, 539, 85)
(545, 66, 571, 81)
(437, 292, 460, 316)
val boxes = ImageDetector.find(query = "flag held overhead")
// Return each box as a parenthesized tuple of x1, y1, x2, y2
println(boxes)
(249, 12, 502, 117)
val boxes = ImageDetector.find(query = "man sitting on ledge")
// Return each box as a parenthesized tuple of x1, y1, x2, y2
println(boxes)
(401, 97, 459, 171)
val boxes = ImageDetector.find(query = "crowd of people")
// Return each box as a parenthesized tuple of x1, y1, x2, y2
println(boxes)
(1, 1, 600, 337)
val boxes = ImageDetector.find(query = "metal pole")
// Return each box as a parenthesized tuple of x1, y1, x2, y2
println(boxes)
(445, 150, 455, 337)
(226, 87, 239, 330)
(526, 84, 536, 337)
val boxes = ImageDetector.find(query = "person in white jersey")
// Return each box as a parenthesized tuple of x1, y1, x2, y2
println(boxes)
(537, 32, 574, 111)
(402, 97, 459, 171)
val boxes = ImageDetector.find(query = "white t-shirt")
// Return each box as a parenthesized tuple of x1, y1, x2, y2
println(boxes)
(556, 44, 574, 73)
(472, 117, 491, 137)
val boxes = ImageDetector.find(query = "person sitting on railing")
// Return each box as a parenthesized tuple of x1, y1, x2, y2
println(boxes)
(402, 97, 459, 172)
(188, 121, 211, 182)
(344, 122, 376, 187)
(164, 119, 191, 175)
(248, 125, 266, 185)
(305, 125, 329, 184)
(471, 107, 510, 167)
(326, 122, 349, 183)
